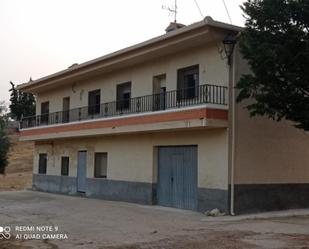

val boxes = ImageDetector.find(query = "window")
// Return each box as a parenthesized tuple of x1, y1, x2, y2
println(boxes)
(61, 157, 69, 176)
(88, 89, 101, 115)
(94, 153, 107, 178)
(38, 153, 47, 174)
(40, 102, 49, 124)
(116, 82, 131, 110)
(177, 65, 199, 100)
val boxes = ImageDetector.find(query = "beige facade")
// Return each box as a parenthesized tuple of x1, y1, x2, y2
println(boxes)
(35, 43, 228, 114)
(34, 129, 229, 190)
(233, 46, 309, 184)
(234, 113, 309, 184)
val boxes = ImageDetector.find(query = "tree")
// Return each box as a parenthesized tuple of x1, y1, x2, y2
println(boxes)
(237, 0, 309, 130)
(9, 81, 35, 121)
(0, 102, 10, 174)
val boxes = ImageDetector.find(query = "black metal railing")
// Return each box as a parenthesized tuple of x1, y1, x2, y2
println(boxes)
(20, 84, 228, 129)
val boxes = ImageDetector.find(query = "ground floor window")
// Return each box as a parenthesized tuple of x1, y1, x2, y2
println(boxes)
(38, 153, 47, 174)
(61, 156, 69, 176)
(94, 152, 107, 178)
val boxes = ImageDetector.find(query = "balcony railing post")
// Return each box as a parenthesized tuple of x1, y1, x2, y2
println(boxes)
(137, 97, 141, 112)
(78, 108, 82, 121)
(104, 103, 108, 117)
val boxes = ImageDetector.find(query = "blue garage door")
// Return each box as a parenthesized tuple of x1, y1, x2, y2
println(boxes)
(157, 146, 197, 211)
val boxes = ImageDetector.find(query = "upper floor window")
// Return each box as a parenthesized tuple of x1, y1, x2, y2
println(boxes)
(116, 82, 131, 111)
(38, 153, 47, 174)
(94, 152, 107, 178)
(88, 89, 101, 115)
(40, 102, 49, 124)
(177, 65, 199, 100)
(61, 156, 69, 176)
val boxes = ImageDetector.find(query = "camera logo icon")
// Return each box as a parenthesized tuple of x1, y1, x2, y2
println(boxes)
(0, 226, 11, 239)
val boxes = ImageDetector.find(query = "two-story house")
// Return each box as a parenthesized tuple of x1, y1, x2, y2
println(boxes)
(18, 17, 309, 214)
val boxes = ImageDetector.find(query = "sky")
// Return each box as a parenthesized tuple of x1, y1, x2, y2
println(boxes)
(0, 0, 245, 104)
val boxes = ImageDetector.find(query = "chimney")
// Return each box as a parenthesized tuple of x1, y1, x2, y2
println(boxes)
(68, 63, 79, 69)
(165, 22, 186, 33)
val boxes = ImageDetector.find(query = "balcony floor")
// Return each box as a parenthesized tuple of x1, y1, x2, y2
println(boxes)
(19, 105, 228, 141)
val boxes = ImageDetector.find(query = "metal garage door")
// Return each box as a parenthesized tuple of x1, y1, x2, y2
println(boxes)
(157, 146, 197, 210)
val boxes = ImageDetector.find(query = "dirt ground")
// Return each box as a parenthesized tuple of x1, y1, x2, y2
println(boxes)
(0, 191, 309, 249)
(0, 130, 33, 191)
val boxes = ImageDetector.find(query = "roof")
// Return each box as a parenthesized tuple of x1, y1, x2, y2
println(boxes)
(17, 17, 242, 92)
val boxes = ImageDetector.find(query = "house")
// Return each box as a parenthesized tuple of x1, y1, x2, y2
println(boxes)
(17, 17, 309, 214)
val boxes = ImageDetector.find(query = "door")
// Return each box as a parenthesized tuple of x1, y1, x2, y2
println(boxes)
(157, 146, 197, 210)
(177, 65, 199, 100)
(153, 74, 166, 111)
(159, 87, 166, 110)
(116, 82, 131, 111)
(77, 151, 87, 192)
(40, 101, 49, 124)
(88, 89, 101, 115)
(62, 97, 70, 123)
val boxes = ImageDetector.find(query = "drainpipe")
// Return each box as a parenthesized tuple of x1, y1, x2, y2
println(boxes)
(230, 49, 236, 216)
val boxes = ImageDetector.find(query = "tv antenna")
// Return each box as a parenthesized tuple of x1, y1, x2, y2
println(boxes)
(162, 0, 178, 22)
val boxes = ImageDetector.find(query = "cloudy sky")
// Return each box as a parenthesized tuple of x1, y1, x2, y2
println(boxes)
(0, 0, 245, 103)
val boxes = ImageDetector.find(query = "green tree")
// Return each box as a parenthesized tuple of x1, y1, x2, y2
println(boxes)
(0, 102, 10, 174)
(237, 0, 309, 130)
(9, 81, 35, 121)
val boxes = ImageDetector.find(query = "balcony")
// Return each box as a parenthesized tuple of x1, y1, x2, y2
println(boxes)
(20, 84, 228, 130)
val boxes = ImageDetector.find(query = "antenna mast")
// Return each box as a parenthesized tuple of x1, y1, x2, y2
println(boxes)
(162, 0, 178, 22)
(174, 0, 177, 22)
